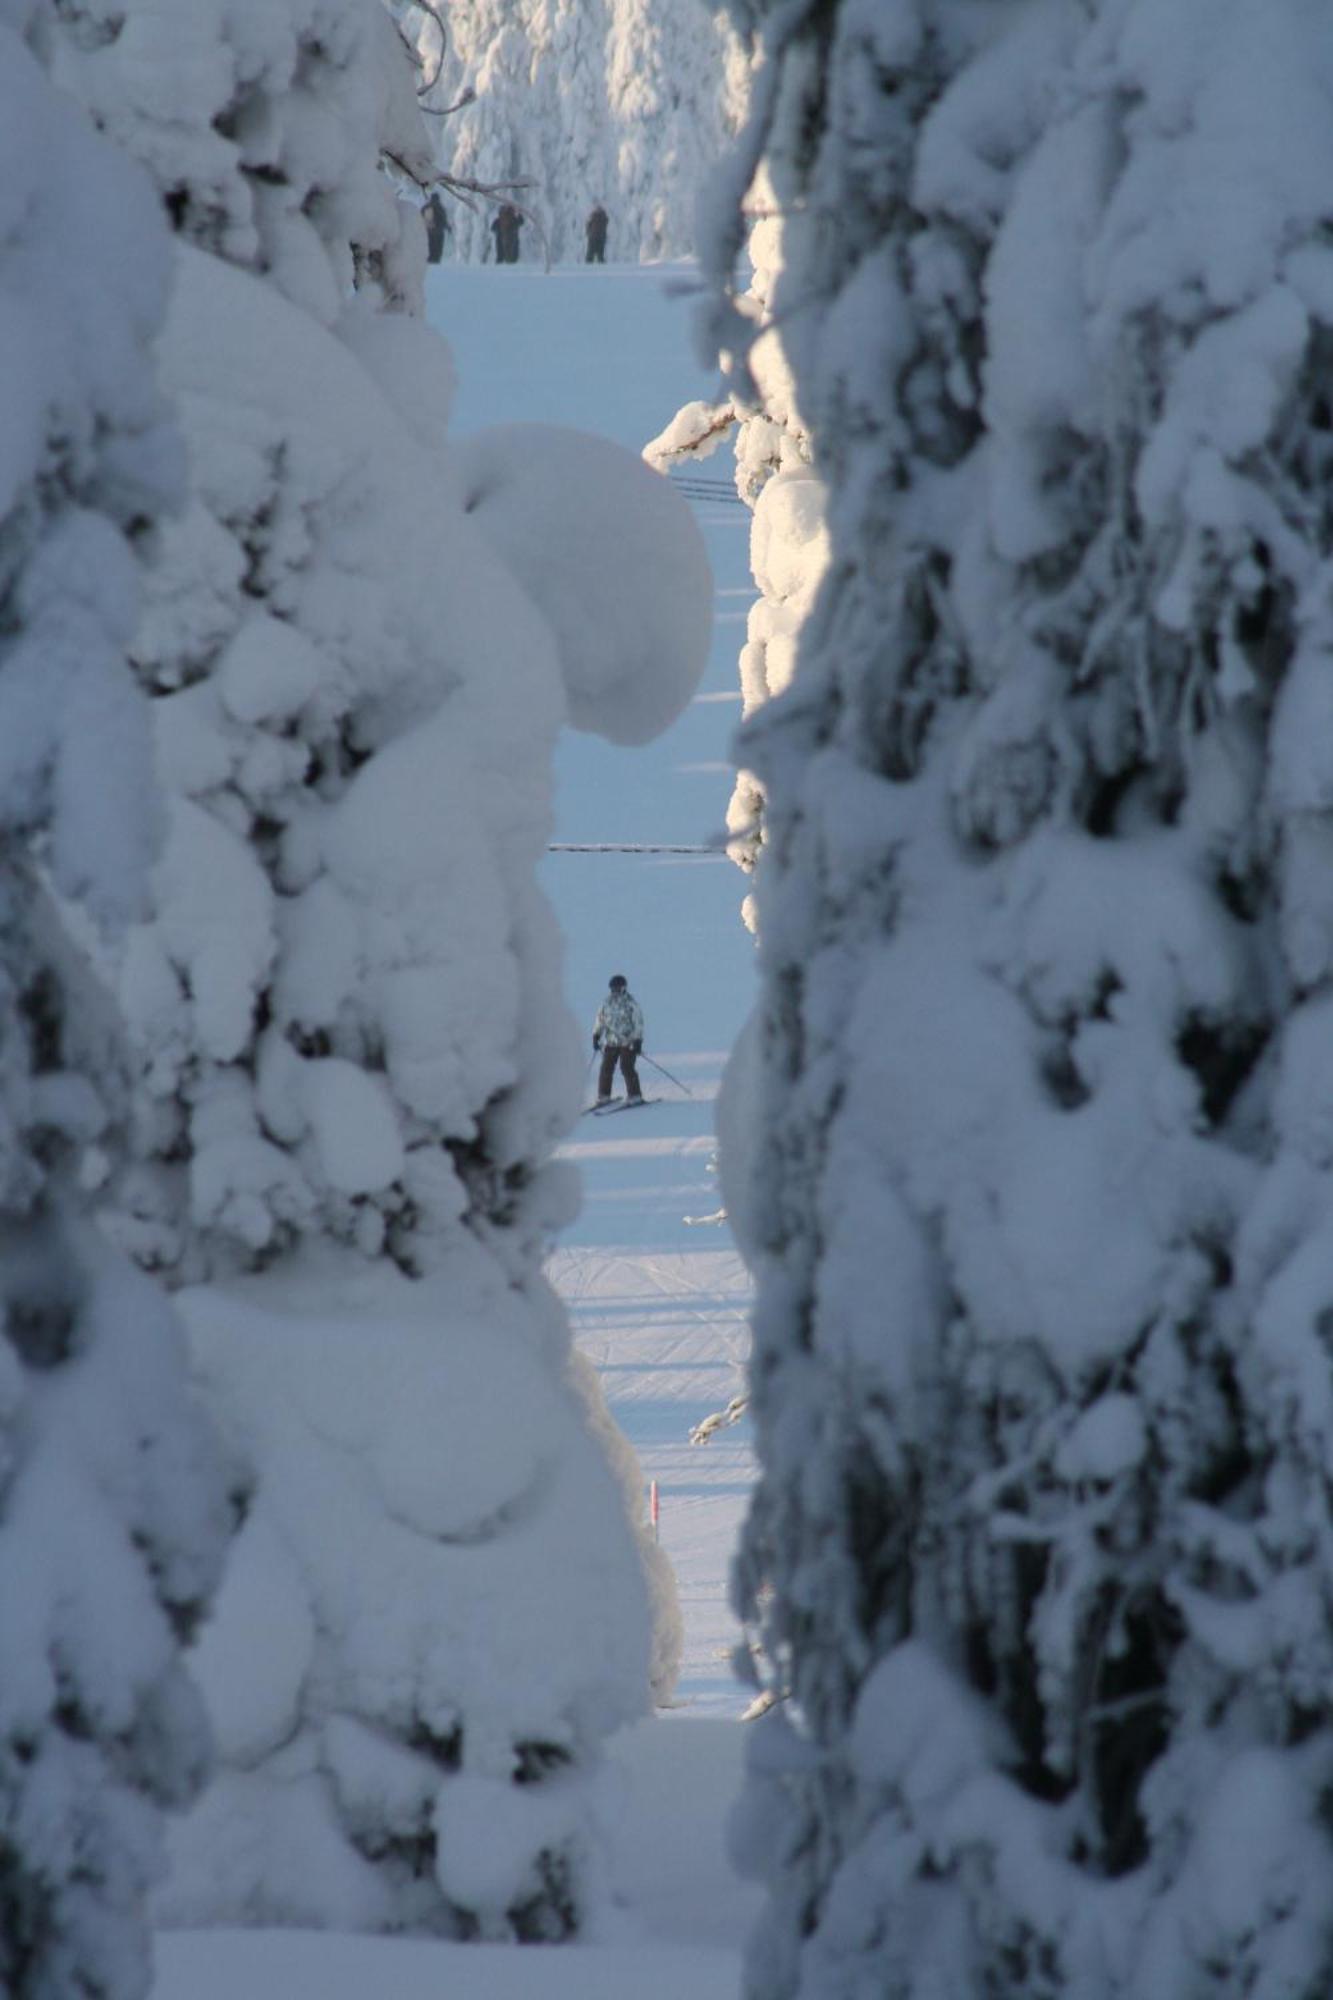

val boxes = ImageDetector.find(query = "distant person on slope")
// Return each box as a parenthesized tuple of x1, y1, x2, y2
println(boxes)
(592, 974, 645, 1105)
(423, 192, 449, 263)
(491, 203, 522, 264)
(585, 202, 608, 264)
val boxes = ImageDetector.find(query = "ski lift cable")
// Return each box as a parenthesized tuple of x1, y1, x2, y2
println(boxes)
(668, 475, 746, 508)
(547, 841, 725, 854)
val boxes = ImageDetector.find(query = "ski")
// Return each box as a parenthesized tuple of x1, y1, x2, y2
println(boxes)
(583, 1095, 659, 1116)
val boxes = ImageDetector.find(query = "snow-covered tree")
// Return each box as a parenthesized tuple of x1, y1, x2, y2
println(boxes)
(403, 0, 750, 264)
(41, 0, 701, 1943)
(712, 1, 1333, 1994)
(647, 147, 825, 929)
(0, 16, 228, 1996)
(37, 0, 431, 318)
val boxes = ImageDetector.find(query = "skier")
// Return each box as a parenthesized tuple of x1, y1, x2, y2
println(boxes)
(585, 202, 608, 264)
(592, 974, 644, 1105)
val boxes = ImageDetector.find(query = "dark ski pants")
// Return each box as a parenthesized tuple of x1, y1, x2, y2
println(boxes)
(598, 1044, 641, 1100)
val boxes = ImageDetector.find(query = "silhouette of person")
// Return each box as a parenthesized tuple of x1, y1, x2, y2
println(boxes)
(491, 203, 523, 264)
(585, 202, 608, 264)
(423, 193, 449, 263)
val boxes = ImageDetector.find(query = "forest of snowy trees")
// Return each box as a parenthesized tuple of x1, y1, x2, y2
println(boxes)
(706, 0, 1333, 1995)
(398, 0, 750, 265)
(10, 0, 1333, 1996)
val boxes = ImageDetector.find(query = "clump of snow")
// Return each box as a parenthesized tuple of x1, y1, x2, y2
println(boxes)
(642, 398, 737, 472)
(454, 423, 713, 745)
(0, 19, 180, 928)
(433, 1774, 588, 1926)
(161, 1247, 656, 1939)
(0, 1216, 229, 2000)
(43, 0, 433, 320)
(108, 239, 571, 1275)
(664, 152, 826, 926)
(730, 467, 829, 879)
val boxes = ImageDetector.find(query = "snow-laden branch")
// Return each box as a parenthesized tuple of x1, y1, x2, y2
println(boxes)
(643, 398, 738, 471)
(395, 0, 447, 93)
(420, 85, 476, 119)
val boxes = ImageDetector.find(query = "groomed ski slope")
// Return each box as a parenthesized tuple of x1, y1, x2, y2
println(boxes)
(150, 262, 761, 1996)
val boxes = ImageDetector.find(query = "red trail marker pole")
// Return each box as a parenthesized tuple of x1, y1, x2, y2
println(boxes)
(649, 1479, 660, 1543)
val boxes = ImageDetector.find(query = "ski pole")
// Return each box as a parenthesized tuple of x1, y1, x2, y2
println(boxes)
(639, 1052, 694, 1097)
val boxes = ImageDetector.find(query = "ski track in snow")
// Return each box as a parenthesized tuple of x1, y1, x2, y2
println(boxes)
(552, 1082, 754, 1725)
(151, 261, 761, 1998)
(437, 258, 761, 1728)
(550, 1221, 753, 1716)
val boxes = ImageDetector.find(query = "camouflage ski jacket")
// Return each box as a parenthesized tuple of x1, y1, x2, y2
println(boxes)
(594, 990, 644, 1047)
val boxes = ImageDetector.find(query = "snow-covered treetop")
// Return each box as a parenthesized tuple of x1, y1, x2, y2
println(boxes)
(34, 0, 433, 319)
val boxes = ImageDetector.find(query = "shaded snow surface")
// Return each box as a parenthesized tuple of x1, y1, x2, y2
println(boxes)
(154, 1928, 739, 1999)
(152, 260, 760, 1992)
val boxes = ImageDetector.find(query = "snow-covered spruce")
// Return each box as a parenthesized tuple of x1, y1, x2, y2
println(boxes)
(44, 0, 698, 1943)
(713, 2, 1333, 1996)
(0, 22, 228, 1998)
(647, 149, 827, 930)
(397, 0, 751, 266)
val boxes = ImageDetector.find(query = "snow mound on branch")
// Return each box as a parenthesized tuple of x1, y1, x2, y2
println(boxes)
(44, 0, 431, 321)
(163, 1244, 655, 1935)
(0, 22, 178, 929)
(114, 242, 572, 1267)
(453, 423, 713, 746)
(744, 467, 829, 714)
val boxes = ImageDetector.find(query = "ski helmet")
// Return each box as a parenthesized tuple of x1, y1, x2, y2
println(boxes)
(609, 974, 627, 991)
